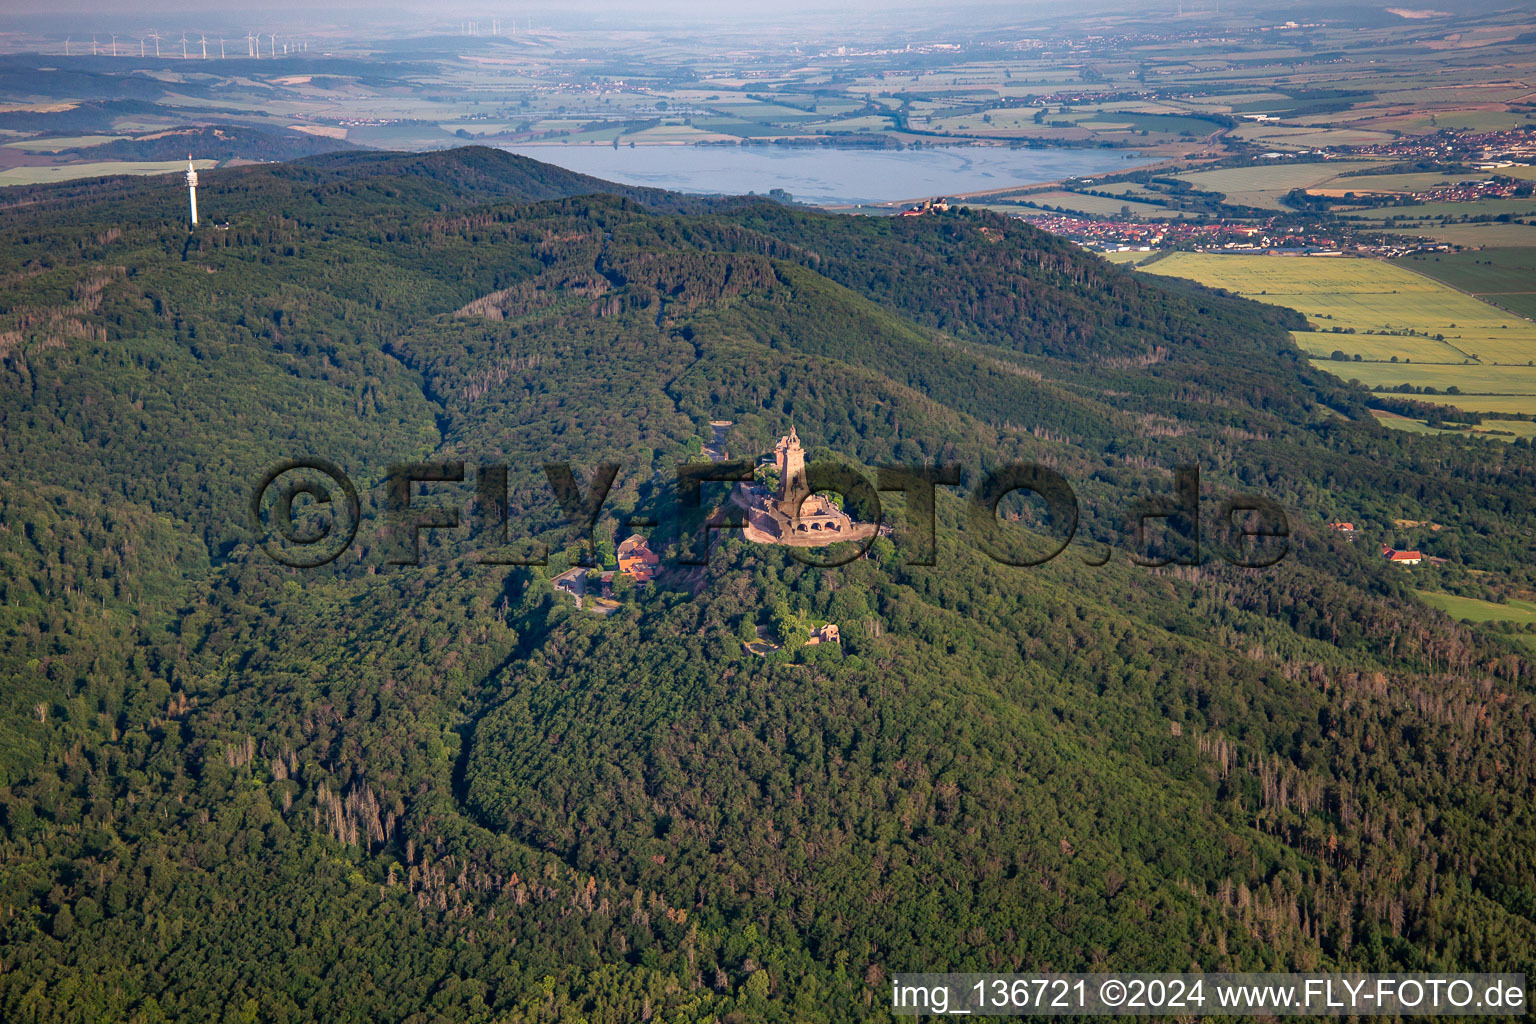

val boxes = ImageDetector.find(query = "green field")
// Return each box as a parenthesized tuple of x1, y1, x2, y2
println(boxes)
(1074, 112, 1219, 135)
(1313, 171, 1469, 193)
(1317, 361, 1536, 393)
(1342, 198, 1536, 221)
(1416, 590, 1536, 623)
(1177, 160, 1382, 209)
(1411, 223, 1536, 248)
(1376, 110, 1535, 134)
(1011, 190, 1179, 218)
(1371, 409, 1536, 440)
(1317, 361, 1536, 414)
(1377, 85, 1534, 104)
(1395, 249, 1536, 319)
(1250, 127, 1398, 149)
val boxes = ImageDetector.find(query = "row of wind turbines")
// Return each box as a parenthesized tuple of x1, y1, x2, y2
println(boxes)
(62, 34, 309, 59)
(460, 18, 532, 35)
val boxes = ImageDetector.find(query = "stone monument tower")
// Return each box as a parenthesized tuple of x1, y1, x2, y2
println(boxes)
(773, 426, 807, 514)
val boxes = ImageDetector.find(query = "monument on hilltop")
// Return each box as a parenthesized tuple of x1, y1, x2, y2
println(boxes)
(733, 426, 867, 544)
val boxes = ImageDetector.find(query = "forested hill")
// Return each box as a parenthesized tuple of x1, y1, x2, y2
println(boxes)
(0, 146, 718, 219)
(1, 147, 1533, 1023)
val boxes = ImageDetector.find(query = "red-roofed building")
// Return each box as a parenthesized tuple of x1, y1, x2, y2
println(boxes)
(1383, 546, 1423, 566)
(617, 534, 659, 583)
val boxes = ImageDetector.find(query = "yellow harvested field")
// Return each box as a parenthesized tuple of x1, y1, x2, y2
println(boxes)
(1140, 254, 1531, 333)
(289, 124, 348, 139)
(0, 159, 217, 187)
(3, 134, 125, 151)
(1293, 332, 1472, 363)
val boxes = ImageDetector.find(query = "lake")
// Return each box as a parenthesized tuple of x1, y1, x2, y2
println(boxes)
(502, 144, 1154, 206)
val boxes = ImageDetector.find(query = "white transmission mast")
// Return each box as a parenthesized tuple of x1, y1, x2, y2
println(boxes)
(185, 156, 199, 227)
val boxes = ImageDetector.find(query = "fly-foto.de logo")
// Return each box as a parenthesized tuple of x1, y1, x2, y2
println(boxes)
(248, 454, 1289, 572)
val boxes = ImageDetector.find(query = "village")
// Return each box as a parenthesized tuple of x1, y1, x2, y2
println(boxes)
(1016, 213, 1358, 255)
(882, 120, 1536, 258)
(892, 193, 1460, 257)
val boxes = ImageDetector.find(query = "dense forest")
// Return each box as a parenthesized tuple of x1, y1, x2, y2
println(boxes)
(0, 147, 1532, 1022)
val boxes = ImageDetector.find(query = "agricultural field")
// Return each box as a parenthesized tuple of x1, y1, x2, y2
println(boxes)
(1376, 86, 1534, 106)
(1007, 190, 1180, 218)
(1339, 197, 1536, 221)
(1314, 362, 1536, 415)
(1395, 248, 1536, 319)
(1176, 160, 1383, 210)
(1415, 591, 1536, 624)
(1313, 171, 1478, 194)
(1, 134, 126, 151)
(1239, 126, 1398, 149)
(1414, 223, 1536, 248)
(1137, 253, 1536, 413)
(1141, 253, 1534, 341)
(1299, 334, 1472, 363)
(1371, 110, 1535, 134)
(1371, 409, 1536, 440)
(0, 158, 216, 186)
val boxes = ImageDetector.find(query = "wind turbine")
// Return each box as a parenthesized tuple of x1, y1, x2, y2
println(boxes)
(91, 35, 97, 56)
(180, 33, 188, 59)
(64, 37, 70, 56)
(219, 37, 225, 59)
(150, 31, 162, 57)
(199, 35, 207, 59)
(269, 33, 277, 58)
(139, 37, 145, 57)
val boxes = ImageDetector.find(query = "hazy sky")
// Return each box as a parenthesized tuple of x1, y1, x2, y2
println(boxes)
(6, 0, 974, 14)
(4, 0, 1065, 21)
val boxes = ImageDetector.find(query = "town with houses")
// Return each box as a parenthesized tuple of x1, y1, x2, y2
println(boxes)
(889, 123, 1536, 259)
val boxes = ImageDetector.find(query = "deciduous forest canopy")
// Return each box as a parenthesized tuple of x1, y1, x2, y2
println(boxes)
(0, 147, 1532, 1023)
